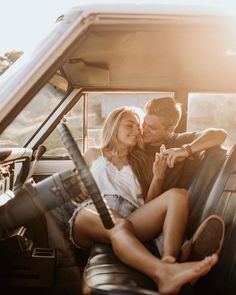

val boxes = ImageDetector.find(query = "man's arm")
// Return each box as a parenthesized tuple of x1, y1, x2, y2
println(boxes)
(185, 128, 227, 153)
(165, 128, 227, 168)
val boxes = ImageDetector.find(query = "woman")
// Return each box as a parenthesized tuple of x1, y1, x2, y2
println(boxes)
(69, 106, 218, 294)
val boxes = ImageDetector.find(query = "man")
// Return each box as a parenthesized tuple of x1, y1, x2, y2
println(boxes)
(142, 97, 227, 190)
(142, 97, 227, 262)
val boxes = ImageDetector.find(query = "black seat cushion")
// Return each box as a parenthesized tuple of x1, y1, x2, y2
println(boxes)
(83, 243, 160, 295)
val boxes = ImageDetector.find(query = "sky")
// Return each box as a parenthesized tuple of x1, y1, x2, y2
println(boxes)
(0, 0, 83, 55)
(1, 0, 236, 56)
(1, 0, 141, 55)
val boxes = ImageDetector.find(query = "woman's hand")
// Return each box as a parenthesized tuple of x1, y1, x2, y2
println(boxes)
(72, 174, 91, 204)
(145, 145, 167, 203)
(72, 193, 88, 204)
(152, 144, 168, 180)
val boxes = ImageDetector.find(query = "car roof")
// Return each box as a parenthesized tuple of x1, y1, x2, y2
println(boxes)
(0, 2, 236, 132)
(66, 1, 236, 16)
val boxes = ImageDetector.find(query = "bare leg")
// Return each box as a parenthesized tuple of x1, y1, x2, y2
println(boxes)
(128, 188, 189, 259)
(110, 218, 218, 294)
(73, 204, 217, 294)
(72, 206, 116, 248)
(73, 188, 188, 258)
(74, 188, 188, 257)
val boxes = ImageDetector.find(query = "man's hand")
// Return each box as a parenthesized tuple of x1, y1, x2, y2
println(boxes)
(164, 146, 189, 168)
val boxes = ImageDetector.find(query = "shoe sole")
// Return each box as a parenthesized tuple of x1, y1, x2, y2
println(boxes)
(188, 215, 225, 261)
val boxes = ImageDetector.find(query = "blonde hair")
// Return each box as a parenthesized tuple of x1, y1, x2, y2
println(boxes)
(144, 97, 181, 129)
(101, 107, 153, 197)
(101, 106, 143, 149)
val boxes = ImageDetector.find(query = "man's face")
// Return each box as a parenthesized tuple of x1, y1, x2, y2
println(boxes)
(142, 113, 170, 145)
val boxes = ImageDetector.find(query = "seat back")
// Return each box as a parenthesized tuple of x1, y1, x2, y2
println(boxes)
(83, 146, 229, 295)
(186, 146, 227, 236)
(196, 145, 236, 295)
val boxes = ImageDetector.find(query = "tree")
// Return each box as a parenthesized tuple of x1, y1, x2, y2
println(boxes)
(0, 50, 23, 75)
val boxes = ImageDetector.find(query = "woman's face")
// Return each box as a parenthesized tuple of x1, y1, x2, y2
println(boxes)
(117, 112, 142, 147)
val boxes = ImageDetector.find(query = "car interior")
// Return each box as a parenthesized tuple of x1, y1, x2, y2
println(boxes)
(0, 4, 236, 295)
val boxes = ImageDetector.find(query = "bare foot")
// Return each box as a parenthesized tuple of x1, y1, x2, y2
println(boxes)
(157, 254, 218, 294)
(162, 256, 176, 264)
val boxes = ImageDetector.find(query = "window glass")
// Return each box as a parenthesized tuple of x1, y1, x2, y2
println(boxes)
(87, 92, 173, 148)
(0, 83, 65, 148)
(187, 93, 236, 148)
(43, 92, 173, 157)
(43, 98, 83, 157)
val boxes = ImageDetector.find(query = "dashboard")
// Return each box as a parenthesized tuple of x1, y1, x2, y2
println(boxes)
(0, 148, 32, 204)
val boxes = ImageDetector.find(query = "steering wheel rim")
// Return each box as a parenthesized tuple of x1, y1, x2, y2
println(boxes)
(57, 122, 115, 229)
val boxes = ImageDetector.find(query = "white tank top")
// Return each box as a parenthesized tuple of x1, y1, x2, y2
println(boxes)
(90, 150, 143, 208)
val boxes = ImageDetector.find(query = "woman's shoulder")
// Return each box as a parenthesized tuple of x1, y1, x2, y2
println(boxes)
(84, 147, 101, 166)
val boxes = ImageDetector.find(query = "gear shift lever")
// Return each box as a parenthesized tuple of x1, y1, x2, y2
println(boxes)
(25, 145, 46, 181)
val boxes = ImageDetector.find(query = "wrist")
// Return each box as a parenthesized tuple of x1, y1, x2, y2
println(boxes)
(182, 144, 194, 160)
(153, 175, 165, 181)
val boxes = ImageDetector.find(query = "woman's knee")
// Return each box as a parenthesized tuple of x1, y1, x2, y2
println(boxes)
(110, 218, 134, 240)
(168, 188, 189, 206)
(73, 208, 110, 247)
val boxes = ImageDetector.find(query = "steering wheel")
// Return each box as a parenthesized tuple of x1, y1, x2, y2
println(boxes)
(57, 122, 115, 229)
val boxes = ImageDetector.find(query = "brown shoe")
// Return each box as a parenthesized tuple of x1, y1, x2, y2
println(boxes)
(180, 215, 225, 262)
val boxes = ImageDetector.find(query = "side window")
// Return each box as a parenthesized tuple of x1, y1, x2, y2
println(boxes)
(187, 93, 236, 149)
(87, 92, 174, 149)
(43, 92, 173, 156)
(43, 98, 83, 157)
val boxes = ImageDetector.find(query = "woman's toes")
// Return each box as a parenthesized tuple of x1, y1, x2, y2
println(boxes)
(194, 254, 218, 272)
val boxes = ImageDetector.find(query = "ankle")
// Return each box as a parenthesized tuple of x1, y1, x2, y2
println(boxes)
(152, 260, 169, 285)
(162, 255, 176, 263)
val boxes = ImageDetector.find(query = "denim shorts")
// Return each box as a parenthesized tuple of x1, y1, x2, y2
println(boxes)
(69, 194, 137, 248)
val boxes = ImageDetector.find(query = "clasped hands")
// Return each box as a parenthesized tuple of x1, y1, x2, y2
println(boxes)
(154, 144, 190, 174)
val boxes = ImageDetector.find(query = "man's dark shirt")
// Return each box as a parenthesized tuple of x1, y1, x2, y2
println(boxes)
(143, 131, 200, 191)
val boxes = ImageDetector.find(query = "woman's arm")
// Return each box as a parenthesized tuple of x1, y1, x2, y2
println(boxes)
(83, 147, 100, 167)
(72, 147, 100, 203)
(144, 145, 167, 203)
